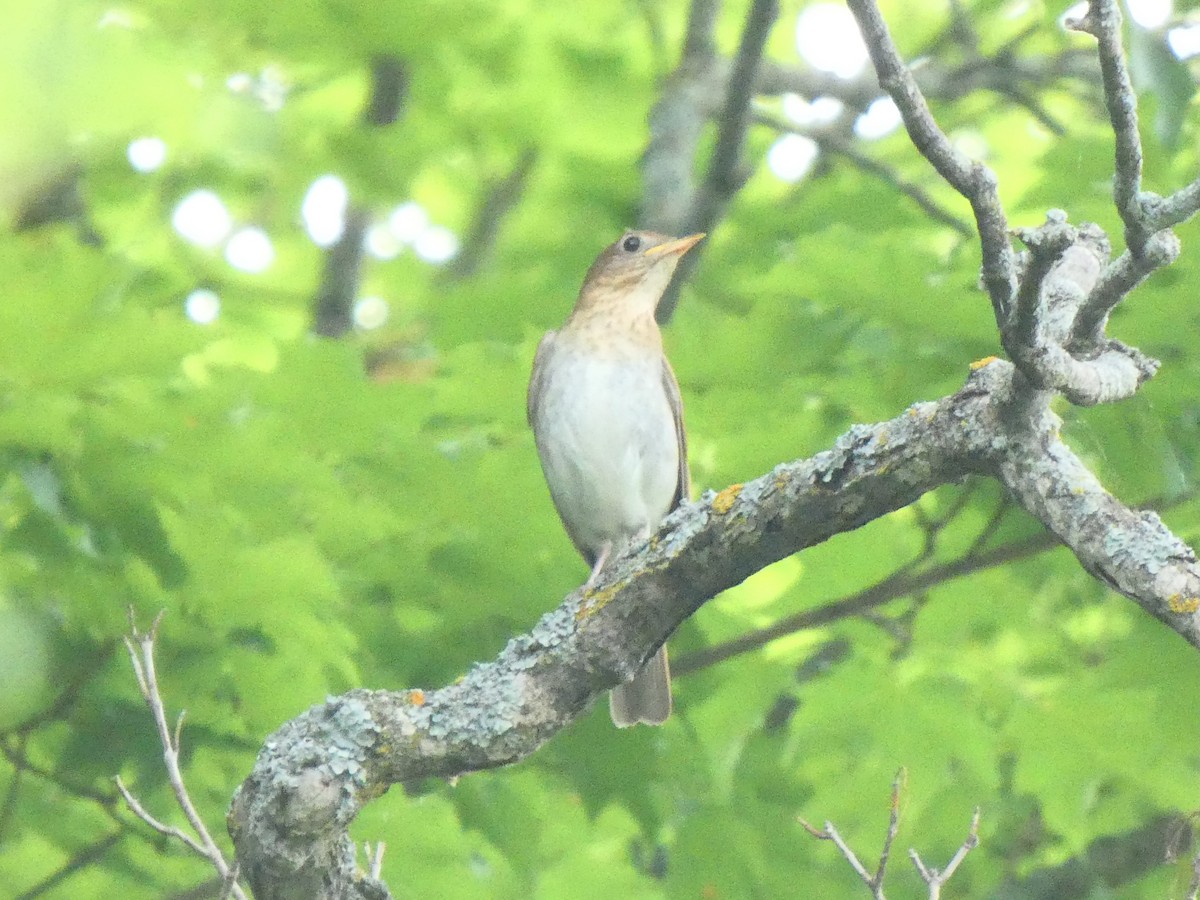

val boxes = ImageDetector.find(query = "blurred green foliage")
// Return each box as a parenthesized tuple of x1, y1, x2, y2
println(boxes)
(1, 0, 1198, 897)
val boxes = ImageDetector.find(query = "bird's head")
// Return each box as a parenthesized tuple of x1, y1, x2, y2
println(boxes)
(576, 231, 705, 318)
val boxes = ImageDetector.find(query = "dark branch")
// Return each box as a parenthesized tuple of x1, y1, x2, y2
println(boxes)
(13, 830, 125, 900)
(312, 208, 369, 338)
(755, 111, 974, 236)
(656, 0, 779, 322)
(445, 148, 538, 282)
(673, 529, 1057, 675)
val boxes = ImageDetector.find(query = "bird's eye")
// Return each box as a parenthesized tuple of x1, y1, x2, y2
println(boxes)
(621, 235, 641, 253)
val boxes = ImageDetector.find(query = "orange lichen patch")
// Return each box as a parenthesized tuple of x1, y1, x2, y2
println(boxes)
(576, 584, 620, 619)
(712, 483, 743, 514)
(358, 781, 389, 802)
(1168, 595, 1200, 614)
(409, 689, 426, 706)
(969, 355, 1001, 370)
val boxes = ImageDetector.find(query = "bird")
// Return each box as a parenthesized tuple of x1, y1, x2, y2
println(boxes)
(527, 229, 704, 727)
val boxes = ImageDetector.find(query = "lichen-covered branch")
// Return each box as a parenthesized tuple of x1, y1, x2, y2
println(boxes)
(1065, 1, 1146, 250)
(230, 358, 1200, 898)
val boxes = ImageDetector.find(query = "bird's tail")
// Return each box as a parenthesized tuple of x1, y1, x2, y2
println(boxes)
(610, 646, 671, 727)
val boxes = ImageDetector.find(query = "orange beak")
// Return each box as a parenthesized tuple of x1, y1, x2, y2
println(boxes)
(644, 232, 706, 257)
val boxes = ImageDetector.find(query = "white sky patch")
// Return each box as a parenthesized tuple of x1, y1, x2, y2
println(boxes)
(796, 4, 869, 79)
(225, 227, 275, 273)
(353, 296, 390, 330)
(1168, 23, 1200, 58)
(365, 224, 402, 259)
(97, 9, 135, 28)
(951, 129, 989, 160)
(302, 174, 348, 247)
(1059, 2, 1090, 29)
(185, 288, 220, 324)
(783, 93, 845, 126)
(767, 134, 820, 183)
(389, 202, 429, 244)
(172, 190, 232, 248)
(226, 67, 288, 112)
(1128, 0, 1172, 29)
(127, 137, 167, 173)
(855, 96, 903, 140)
(414, 225, 459, 264)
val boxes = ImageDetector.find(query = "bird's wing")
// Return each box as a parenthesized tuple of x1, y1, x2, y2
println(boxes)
(661, 355, 691, 510)
(526, 330, 558, 426)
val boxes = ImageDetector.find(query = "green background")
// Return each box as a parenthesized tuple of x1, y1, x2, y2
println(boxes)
(1, 0, 1198, 897)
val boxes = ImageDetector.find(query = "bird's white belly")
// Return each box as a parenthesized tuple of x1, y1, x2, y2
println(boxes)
(533, 351, 679, 554)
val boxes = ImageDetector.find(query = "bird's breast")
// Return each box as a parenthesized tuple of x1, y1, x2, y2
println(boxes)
(531, 341, 680, 554)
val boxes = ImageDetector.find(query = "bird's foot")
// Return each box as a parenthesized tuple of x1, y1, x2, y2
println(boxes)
(582, 541, 613, 592)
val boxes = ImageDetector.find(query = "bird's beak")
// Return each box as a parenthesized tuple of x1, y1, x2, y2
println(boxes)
(644, 232, 706, 258)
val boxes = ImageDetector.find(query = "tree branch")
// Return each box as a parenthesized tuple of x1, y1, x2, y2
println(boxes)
(225, 5, 1200, 895)
(444, 148, 538, 282)
(640, 0, 722, 237)
(13, 830, 125, 900)
(1065, 2, 1145, 251)
(801, 771, 981, 898)
(908, 809, 981, 898)
(654, 0, 779, 322)
(229, 356, 1200, 897)
(755, 111, 975, 236)
(117, 613, 248, 900)
(799, 771, 905, 898)
(673, 528, 1056, 675)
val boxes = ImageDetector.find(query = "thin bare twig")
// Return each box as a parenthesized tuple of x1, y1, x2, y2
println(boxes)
(0, 734, 26, 842)
(1147, 175, 1200, 232)
(800, 770, 906, 899)
(799, 818, 886, 898)
(908, 807, 981, 899)
(117, 611, 248, 900)
(113, 778, 209, 857)
(1072, 232, 1180, 345)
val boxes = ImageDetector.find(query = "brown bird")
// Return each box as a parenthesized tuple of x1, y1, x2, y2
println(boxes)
(527, 230, 704, 727)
